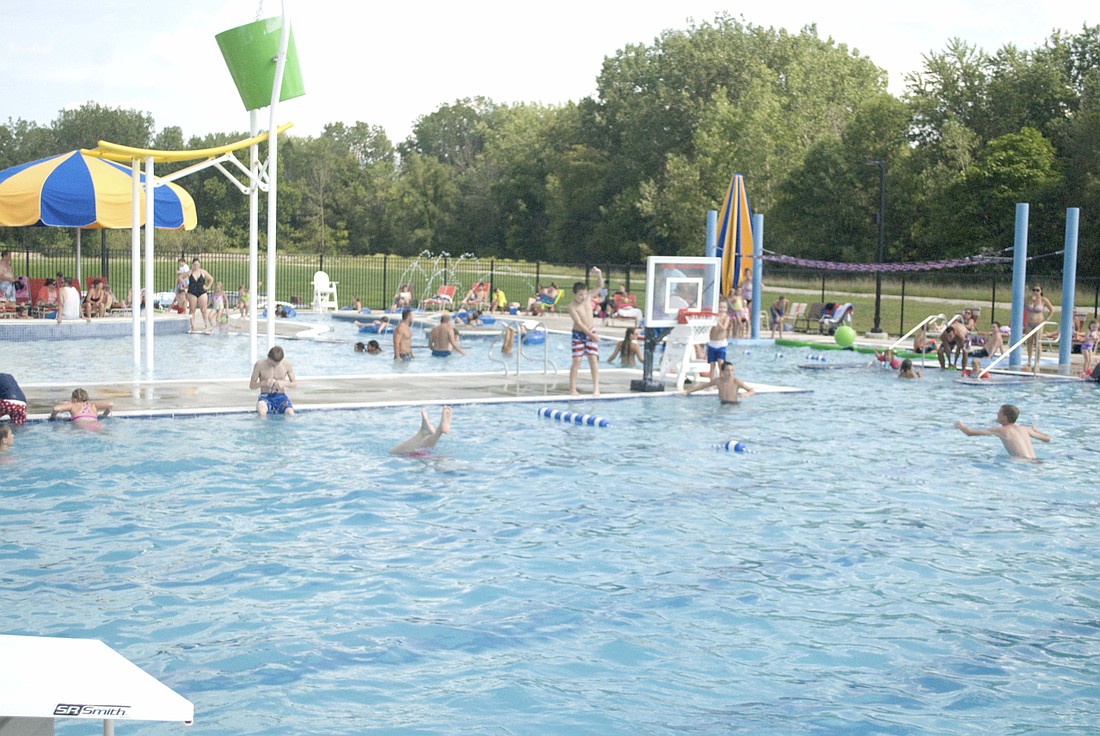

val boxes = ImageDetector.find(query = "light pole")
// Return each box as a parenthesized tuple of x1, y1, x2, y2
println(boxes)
(866, 160, 886, 336)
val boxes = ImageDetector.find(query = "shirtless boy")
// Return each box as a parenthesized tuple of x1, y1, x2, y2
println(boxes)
(568, 267, 604, 395)
(717, 362, 756, 404)
(249, 345, 297, 416)
(955, 404, 1050, 459)
(393, 308, 414, 361)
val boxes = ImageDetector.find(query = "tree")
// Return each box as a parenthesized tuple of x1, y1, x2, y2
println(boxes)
(51, 102, 154, 152)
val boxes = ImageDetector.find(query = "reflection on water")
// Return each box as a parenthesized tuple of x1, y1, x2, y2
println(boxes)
(7, 347, 1100, 735)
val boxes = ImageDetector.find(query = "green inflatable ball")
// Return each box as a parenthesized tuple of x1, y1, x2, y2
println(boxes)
(834, 325, 856, 348)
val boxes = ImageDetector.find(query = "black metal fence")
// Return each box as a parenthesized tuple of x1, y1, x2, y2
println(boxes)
(7, 247, 646, 311)
(9, 244, 1099, 326)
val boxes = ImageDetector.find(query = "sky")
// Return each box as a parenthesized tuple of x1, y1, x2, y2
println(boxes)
(2, 1, 1098, 146)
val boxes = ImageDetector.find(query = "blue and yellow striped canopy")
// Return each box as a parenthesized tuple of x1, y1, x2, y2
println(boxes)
(0, 150, 196, 229)
(715, 173, 754, 295)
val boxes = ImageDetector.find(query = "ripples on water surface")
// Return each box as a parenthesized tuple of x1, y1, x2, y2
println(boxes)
(4, 347, 1100, 735)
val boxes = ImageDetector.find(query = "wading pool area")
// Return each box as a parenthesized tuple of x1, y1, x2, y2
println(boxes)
(3, 340, 1099, 735)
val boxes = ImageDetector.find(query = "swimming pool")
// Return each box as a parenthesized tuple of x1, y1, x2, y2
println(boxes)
(3, 314, 567, 384)
(6, 346, 1099, 735)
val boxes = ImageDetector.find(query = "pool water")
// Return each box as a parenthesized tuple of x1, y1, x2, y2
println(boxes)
(5, 314, 564, 384)
(4, 346, 1100, 735)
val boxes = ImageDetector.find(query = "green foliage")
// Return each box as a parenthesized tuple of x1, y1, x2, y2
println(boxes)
(2, 21, 1100, 274)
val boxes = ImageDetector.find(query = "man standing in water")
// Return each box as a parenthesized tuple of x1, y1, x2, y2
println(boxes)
(249, 345, 297, 416)
(955, 404, 1050, 459)
(428, 313, 466, 357)
(394, 308, 415, 361)
(568, 266, 604, 396)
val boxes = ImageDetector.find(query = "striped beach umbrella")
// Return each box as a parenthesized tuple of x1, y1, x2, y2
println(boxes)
(0, 150, 196, 230)
(715, 173, 754, 296)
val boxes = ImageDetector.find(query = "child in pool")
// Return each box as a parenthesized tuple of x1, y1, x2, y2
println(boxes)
(51, 388, 113, 428)
(897, 358, 921, 379)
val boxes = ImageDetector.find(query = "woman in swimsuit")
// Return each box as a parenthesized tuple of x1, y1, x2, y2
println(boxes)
(1024, 284, 1054, 373)
(82, 279, 106, 319)
(186, 258, 214, 332)
(51, 387, 112, 429)
(607, 326, 644, 367)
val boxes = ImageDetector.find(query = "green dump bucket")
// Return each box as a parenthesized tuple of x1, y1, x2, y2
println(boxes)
(216, 16, 305, 112)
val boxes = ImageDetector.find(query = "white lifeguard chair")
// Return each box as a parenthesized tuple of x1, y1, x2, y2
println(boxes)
(311, 271, 339, 312)
(659, 311, 719, 390)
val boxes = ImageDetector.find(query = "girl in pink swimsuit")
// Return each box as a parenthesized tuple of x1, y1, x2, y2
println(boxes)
(51, 388, 113, 428)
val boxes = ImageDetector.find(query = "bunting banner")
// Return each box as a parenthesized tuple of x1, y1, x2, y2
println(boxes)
(760, 253, 1012, 273)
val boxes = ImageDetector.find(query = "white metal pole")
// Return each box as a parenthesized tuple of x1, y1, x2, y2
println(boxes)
(131, 158, 141, 368)
(144, 155, 156, 372)
(266, 2, 290, 349)
(249, 109, 260, 364)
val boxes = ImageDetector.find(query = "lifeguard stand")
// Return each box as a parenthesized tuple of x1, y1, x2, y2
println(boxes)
(658, 311, 719, 389)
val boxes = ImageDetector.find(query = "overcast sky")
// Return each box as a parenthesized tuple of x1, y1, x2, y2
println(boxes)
(2, 0, 1097, 145)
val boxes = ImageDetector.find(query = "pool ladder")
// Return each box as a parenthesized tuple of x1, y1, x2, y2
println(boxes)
(487, 320, 557, 376)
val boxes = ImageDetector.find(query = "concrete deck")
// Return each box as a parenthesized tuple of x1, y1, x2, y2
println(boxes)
(14, 308, 1085, 421)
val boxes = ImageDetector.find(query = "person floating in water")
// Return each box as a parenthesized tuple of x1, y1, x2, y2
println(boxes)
(390, 406, 452, 455)
(955, 403, 1050, 459)
(50, 387, 113, 428)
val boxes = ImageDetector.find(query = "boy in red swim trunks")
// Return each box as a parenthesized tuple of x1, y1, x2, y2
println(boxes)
(568, 267, 604, 396)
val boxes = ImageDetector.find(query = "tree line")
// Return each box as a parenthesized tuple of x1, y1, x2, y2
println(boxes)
(3, 14, 1100, 274)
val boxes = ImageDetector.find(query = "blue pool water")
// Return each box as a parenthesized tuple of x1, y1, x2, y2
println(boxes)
(5, 315, 563, 383)
(4, 346, 1100, 735)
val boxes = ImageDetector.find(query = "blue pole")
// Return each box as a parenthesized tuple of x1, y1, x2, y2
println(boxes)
(705, 210, 717, 258)
(751, 213, 764, 339)
(1009, 203, 1029, 368)
(1059, 208, 1080, 374)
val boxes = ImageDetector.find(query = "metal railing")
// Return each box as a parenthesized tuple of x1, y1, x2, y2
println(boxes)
(977, 321, 1057, 377)
(487, 318, 555, 377)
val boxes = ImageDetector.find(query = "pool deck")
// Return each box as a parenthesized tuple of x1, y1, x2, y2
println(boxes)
(13, 310, 1088, 421)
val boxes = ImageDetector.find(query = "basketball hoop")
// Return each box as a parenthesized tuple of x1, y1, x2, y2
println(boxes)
(678, 309, 718, 323)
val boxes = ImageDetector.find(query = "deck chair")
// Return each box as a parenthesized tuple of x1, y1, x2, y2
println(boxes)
(421, 284, 457, 310)
(818, 303, 854, 335)
(311, 271, 339, 312)
(794, 302, 825, 332)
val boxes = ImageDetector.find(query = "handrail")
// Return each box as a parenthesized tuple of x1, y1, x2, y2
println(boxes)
(887, 313, 946, 353)
(978, 321, 1057, 377)
(487, 318, 556, 376)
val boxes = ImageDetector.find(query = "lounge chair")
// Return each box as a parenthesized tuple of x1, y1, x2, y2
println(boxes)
(794, 302, 825, 332)
(818, 303, 854, 335)
(421, 285, 457, 311)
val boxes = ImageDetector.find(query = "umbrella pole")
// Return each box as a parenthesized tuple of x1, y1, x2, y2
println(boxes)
(75, 228, 82, 291)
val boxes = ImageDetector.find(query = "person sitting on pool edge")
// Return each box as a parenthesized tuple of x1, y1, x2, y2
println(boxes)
(955, 403, 1050, 459)
(428, 313, 466, 357)
(389, 406, 452, 455)
(249, 345, 297, 417)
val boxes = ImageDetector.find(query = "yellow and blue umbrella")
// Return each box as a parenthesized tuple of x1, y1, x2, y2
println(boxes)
(715, 173, 754, 295)
(0, 150, 196, 229)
